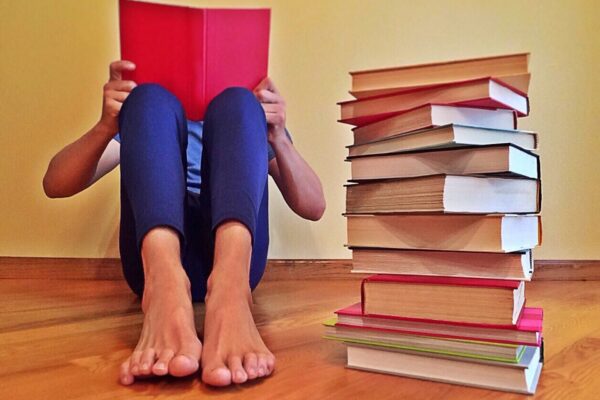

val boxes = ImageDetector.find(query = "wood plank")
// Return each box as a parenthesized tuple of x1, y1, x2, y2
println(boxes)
(0, 257, 123, 280)
(533, 260, 600, 281)
(1, 257, 600, 281)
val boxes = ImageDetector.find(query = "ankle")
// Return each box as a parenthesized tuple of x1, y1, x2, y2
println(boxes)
(205, 268, 251, 303)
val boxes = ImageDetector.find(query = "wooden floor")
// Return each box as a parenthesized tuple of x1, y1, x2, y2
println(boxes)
(1, 276, 599, 399)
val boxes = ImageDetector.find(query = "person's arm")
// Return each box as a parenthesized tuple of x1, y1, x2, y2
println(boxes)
(43, 61, 136, 198)
(254, 78, 326, 221)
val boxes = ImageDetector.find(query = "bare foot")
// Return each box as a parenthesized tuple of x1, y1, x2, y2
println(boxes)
(201, 269, 275, 386)
(119, 266, 202, 385)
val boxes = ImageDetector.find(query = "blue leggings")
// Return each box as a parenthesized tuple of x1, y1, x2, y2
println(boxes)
(118, 84, 270, 302)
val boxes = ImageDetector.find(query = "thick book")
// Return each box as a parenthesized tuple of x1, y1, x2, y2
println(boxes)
(345, 175, 540, 214)
(351, 248, 533, 281)
(349, 144, 539, 181)
(349, 53, 530, 98)
(119, 0, 270, 120)
(324, 318, 527, 363)
(346, 214, 541, 253)
(339, 78, 529, 126)
(346, 344, 543, 394)
(361, 275, 525, 325)
(352, 104, 517, 145)
(336, 303, 542, 346)
(347, 124, 537, 158)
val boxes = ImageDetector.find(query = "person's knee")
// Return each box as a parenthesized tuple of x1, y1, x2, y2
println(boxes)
(128, 82, 179, 106)
(205, 86, 263, 124)
(121, 83, 183, 119)
(119, 83, 185, 141)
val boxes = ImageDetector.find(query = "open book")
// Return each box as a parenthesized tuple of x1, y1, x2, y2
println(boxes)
(119, 0, 270, 120)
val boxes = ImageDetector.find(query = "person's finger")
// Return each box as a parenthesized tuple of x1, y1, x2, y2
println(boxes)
(255, 89, 280, 104)
(105, 98, 123, 115)
(261, 103, 281, 114)
(105, 80, 137, 92)
(109, 60, 136, 81)
(105, 89, 130, 103)
(254, 76, 279, 94)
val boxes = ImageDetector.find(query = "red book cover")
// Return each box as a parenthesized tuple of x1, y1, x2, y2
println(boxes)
(119, 0, 270, 120)
(337, 302, 543, 333)
(360, 275, 525, 327)
(363, 274, 522, 289)
(338, 77, 530, 126)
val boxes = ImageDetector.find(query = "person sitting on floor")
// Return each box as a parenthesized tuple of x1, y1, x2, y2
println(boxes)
(42, 60, 326, 387)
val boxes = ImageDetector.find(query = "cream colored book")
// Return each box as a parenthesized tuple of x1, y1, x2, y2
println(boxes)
(346, 344, 543, 394)
(349, 144, 539, 181)
(349, 53, 530, 98)
(347, 124, 537, 158)
(345, 175, 540, 214)
(351, 248, 533, 281)
(346, 214, 541, 253)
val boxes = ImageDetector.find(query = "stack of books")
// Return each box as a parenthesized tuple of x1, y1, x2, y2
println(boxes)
(327, 54, 544, 395)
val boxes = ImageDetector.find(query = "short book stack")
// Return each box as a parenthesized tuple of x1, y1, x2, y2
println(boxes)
(326, 53, 544, 395)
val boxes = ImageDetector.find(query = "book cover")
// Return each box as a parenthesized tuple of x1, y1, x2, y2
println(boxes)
(119, 0, 270, 120)
(337, 302, 543, 332)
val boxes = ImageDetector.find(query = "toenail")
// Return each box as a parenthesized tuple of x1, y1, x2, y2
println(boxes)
(236, 371, 245, 381)
(141, 363, 149, 370)
(155, 362, 166, 370)
(259, 367, 265, 375)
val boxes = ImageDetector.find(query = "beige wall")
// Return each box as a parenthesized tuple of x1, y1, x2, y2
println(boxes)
(1, 0, 599, 259)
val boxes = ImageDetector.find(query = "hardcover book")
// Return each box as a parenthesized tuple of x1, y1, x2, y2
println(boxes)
(348, 144, 539, 181)
(351, 104, 517, 145)
(361, 275, 526, 325)
(347, 124, 537, 158)
(351, 248, 534, 281)
(345, 175, 540, 214)
(336, 303, 543, 345)
(349, 53, 530, 98)
(346, 343, 543, 394)
(119, 0, 270, 120)
(339, 77, 530, 126)
(346, 214, 541, 252)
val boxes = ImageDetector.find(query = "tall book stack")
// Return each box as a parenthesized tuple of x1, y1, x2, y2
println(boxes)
(327, 54, 544, 395)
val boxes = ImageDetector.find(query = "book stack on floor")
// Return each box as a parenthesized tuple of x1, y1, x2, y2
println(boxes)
(326, 54, 544, 394)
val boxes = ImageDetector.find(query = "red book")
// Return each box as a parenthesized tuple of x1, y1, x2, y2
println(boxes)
(338, 77, 529, 126)
(361, 274, 526, 325)
(119, 0, 270, 120)
(336, 303, 543, 346)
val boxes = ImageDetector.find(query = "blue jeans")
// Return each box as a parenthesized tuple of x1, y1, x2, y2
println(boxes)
(118, 84, 270, 302)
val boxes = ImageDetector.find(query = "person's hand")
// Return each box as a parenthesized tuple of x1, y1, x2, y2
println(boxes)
(99, 60, 137, 135)
(253, 77, 287, 144)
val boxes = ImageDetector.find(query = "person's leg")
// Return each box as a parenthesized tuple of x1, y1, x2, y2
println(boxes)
(117, 83, 202, 385)
(195, 87, 274, 386)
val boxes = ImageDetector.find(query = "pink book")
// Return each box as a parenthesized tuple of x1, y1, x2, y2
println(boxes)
(336, 303, 543, 346)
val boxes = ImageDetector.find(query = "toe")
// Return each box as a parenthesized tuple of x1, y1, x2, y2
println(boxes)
(243, 353, 259, 380)
(202, 363, 232, 387)
(266, 353, 276, 375)
(129, 350, 143, 376)
(170, 355, 200, 377)
(170, 341, 201, 377)
(256, 354, 268, 377)
(228, 355, 247, 384)
(120, 359, 135, 385)
(152, 349, 174, 376)
(139, 348, 156, 375)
